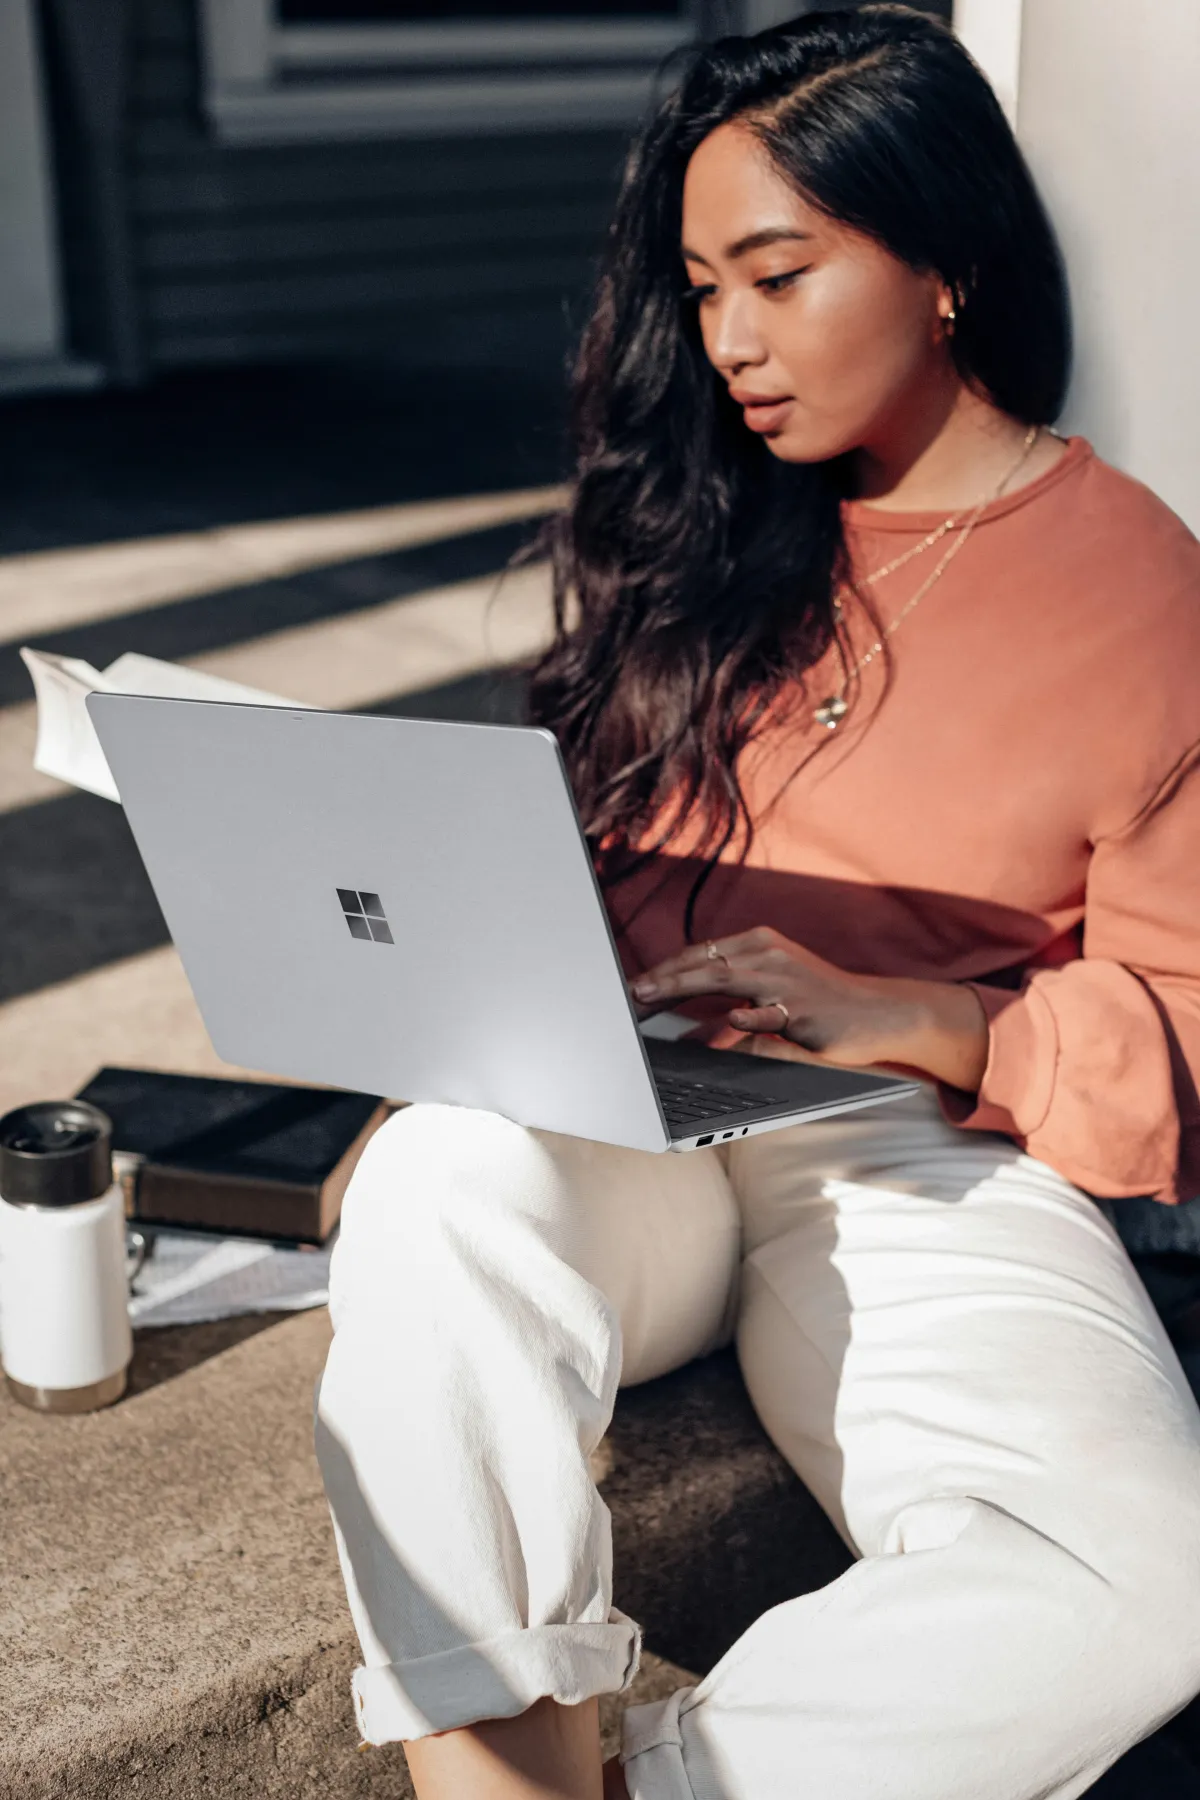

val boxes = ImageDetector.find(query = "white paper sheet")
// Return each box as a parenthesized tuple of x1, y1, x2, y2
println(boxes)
(19, 647, 308, 801)
(127, 1226, 334, 1329)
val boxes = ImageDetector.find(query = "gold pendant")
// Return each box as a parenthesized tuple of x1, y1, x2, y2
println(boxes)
(814, 695, 848, 730)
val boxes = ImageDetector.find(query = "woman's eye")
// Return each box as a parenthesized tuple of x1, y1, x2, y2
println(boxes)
(757, 267, 809, 293)
(682, 283, 718, 305)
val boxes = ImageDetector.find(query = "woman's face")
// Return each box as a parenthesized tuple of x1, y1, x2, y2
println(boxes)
(680, 121, 953, 463)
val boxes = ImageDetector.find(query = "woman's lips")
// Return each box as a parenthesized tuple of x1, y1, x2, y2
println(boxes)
(738, 397, 794, 434)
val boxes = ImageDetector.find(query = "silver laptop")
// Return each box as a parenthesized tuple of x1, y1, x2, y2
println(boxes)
(87, 694, 920, 1153)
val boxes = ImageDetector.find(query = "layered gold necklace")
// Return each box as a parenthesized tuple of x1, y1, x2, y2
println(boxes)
(813, 424, 1041, 731)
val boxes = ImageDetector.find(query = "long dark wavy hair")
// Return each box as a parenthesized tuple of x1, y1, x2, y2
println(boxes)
(526, 4, 1071, 940)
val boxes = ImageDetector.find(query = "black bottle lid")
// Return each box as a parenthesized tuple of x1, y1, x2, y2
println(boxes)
(0, 1101, 114, 1207)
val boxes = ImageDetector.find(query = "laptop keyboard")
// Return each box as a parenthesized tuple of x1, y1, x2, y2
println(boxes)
(654, 1072, 771, 1132)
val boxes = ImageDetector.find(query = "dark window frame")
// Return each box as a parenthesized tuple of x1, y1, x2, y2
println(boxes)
(198, 0, 701, 142)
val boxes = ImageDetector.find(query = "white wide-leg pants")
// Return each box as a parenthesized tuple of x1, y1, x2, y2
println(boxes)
(315, 1083, 1200, 1799)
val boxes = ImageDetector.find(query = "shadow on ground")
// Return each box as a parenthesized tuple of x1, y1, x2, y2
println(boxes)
(126, 1312, 289, 1399)
(0, 362, 569, 556)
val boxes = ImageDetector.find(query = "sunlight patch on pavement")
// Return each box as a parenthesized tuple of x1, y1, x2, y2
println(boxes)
(181, 560, 554, 708)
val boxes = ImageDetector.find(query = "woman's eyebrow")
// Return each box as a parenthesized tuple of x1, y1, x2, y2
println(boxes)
(680, 228, 814, 267)
(727, 227, 814, 258)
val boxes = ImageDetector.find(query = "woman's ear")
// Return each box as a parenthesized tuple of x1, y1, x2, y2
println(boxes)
(935, 281, 958, 340)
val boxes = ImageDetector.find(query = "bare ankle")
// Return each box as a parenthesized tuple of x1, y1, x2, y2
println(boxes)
(403, 1694, 605, 1800)
(602, 1753, 631, 1799)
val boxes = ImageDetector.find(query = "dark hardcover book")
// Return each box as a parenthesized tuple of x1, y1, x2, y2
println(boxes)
(74, 1067, 389, 1245)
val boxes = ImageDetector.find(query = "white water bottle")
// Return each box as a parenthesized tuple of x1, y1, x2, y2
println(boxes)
(0, 1101, 134, 1413)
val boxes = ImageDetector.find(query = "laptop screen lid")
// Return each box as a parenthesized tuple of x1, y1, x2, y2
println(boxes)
(86, 694, 671, 1151)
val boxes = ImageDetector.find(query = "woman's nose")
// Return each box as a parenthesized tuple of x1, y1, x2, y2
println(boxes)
(707, 292, 769, 377)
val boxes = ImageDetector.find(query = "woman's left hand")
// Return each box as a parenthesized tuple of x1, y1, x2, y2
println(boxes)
(629, 925, 990, 1092)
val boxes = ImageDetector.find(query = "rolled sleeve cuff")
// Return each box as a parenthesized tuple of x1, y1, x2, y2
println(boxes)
(352, 1608, 642, 1744)
(936, 981, 1059, 1142)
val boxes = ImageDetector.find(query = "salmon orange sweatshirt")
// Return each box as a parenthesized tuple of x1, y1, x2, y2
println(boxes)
(605, 435, 1200, 1205)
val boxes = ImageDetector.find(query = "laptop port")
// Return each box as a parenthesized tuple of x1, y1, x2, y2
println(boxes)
(696, 1134, 714, 1146)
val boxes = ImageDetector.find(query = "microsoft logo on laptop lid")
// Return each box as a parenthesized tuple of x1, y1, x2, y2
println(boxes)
(337, 889, 394, 944)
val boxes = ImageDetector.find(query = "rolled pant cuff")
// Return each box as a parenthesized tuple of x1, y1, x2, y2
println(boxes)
(352, 1607, 643, 1743)
(620, 1688, 700, 1800)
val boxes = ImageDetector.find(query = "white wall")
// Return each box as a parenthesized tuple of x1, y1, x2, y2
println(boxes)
(956, 0, 1200, 535)
(953, 0, 1021, 125)
(0, 0, 64, 360)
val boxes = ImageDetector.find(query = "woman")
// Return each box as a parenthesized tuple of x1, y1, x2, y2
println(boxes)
(316, 10, 1200, 1798)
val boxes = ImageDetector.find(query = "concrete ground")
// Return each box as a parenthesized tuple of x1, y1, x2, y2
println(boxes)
(2, 365, 1199, 1796)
